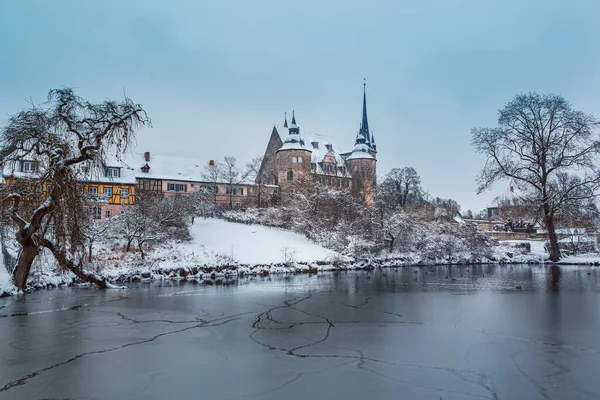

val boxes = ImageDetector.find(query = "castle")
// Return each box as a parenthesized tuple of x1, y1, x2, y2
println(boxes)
(258, 85, 377, 205)
(2, 86, 378, 220)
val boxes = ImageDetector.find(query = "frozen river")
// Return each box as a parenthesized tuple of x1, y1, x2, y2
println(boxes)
(1, 264, 599, 400)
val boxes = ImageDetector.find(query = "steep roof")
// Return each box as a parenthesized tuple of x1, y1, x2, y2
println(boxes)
(122, 152, 254, 185)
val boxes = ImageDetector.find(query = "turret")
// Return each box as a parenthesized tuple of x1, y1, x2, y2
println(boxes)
(275, 111, 312, 185)
(346, 82, 376, 205)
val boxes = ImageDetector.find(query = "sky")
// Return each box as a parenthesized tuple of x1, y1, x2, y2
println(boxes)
(1, 0, 600, 213)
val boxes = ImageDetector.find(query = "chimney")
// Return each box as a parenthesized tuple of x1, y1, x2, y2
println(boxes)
(209, 160, 215, 166)
(144, 152, 150, 162)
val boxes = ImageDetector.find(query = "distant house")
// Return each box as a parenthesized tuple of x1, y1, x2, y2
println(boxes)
(124, 151, 266, 209)
(2, 157, 137, 221)
(486, 206, 500, 220)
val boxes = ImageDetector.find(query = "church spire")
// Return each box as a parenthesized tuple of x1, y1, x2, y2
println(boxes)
(284, 112, 288, 128)
(291, 110, 297, 127)
(360, 79, 370, 145)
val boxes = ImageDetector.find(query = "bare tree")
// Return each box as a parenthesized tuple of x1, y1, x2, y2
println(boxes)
(0, 88, 149, 290)
(472, 92, 600, 261)
(118, 193, 191, 259)
(245, 156, 263, 207)
(84, 217, 114, 263)
(201, 160, 223, 204)
(220, 156, 250, 208)
(378, 167, 424, 209)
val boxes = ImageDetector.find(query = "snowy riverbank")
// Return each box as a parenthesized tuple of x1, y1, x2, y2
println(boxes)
(2, 219, 600, 296)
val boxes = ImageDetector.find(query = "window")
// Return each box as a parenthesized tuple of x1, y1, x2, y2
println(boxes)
(92, 206, 101, 220)
(287, 170, 293, 181)
(143, 180, 150, 190)
(88, 186, 98, 197)
(291, 156, 304, 163)
(22, 161, 37, 173)
(226, 187, 244, 195)
(120, 188, 129, 198)
(167, 183, 187, 192)
(106, 167, 120, 178)
(105, 210, 112, 218)
(46, 184, 53, 193)
(298, 156, 303, 163)
(103, 187, 113, 198)
(201, 185, 217, 194)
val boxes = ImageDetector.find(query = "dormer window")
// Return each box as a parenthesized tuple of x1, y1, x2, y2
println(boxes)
(141, 163, 150, 173)
(21, 160, 38, 173)
(106, 167, 120, 178)
(325, 143, 333, 152)
(311, 141, 319, 149)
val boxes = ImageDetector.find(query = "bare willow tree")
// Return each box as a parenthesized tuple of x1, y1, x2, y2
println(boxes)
(472, 92, 600, 261)
(0, 88, 149, 290)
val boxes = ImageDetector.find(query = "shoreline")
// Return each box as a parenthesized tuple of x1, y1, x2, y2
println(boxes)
(3, 254, 600, 298)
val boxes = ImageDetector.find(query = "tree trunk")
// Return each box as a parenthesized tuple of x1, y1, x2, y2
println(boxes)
(88, 242, 93, 263)
(543, 203, 561, 262)
(138, 242, 145, 260)
(257, 183, 262, 207)
(38, 237, 107, 288)
(12, 239, 38, 291)
(126, 238, 133, 252)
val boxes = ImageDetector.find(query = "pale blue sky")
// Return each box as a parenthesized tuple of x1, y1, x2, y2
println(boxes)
(1, 0, 599, 212)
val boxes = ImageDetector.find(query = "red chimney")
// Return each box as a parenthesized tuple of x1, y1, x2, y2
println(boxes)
(209, 160, 215, 166)
(144, 152, 150, 162)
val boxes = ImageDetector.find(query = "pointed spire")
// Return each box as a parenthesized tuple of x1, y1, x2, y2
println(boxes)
(360, 79, 370, 145)
(354, 79, 372, 147)
(371, 131, 377, 152)
(288, 110, 299, 135)
(284, 112, 288, 128)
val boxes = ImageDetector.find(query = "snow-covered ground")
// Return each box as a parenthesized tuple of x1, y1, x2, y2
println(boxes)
(3, 220, 600, 296)
(499, 239, 600, 265)
(0, 257, 15, 297)
(187, 218, 338, 264)
(20, 218, 346, 289)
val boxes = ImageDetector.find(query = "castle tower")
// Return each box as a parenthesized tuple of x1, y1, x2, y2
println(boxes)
(275, 111, 312, 186)
(345, 82, 377, 205)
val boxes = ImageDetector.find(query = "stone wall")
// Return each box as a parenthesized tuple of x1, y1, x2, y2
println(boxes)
(345, 158, 376, 205)
(276, 149, 312, 187)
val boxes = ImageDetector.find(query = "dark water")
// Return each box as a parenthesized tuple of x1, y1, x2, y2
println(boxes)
(1, 264, 599, 400)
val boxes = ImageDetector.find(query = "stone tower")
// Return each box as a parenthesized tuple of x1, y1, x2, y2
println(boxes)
(345, 84, 377, 205)
(275, 111, 312, 187)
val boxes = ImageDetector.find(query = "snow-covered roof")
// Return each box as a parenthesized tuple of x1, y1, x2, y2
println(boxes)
(346, 142, 375, 160)
(304, 133, 340, 163)
(122, 152, 254, 185)
(77, 161, 137, 185)
(1, 156, 137, 185)
(279, 134, 310, 151)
